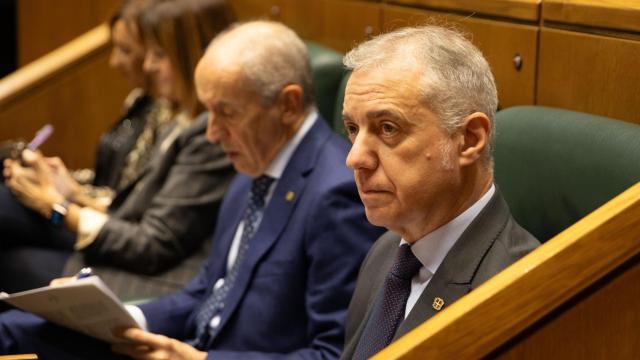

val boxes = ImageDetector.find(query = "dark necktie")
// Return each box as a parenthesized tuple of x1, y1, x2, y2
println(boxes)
(353, 244, 423, 360)
(188, 175, 275, 349)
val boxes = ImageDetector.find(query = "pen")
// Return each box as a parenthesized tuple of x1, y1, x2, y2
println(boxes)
(76, 267, 93, 279)
(27, 124, 54, 151)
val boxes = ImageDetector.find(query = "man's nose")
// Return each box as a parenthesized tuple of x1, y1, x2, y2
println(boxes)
(346, 133, 377, 171)
(206, 112, 227, 143)
(142, 53, 155, 74)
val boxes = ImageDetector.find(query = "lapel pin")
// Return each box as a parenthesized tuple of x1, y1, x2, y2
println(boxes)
(432, 297, 445, 311)
(285, 191, 295, 202)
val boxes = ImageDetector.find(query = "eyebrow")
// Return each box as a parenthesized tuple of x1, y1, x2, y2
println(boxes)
(342, 109, 404, 123)
(367, 109, 403, 120)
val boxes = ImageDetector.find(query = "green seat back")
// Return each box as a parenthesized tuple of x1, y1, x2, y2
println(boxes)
(494, 106, 640, 242)
(332, 71, 350, 136)
(305, 41, 344, 126)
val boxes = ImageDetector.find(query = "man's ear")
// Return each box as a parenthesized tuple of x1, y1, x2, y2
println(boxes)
(278, 84, 304, 125)
(458, 112, 491, 167)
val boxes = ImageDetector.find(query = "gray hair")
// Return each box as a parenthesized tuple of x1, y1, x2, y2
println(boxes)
(207, 20, 314, 108)
(344, 25, 498, 144)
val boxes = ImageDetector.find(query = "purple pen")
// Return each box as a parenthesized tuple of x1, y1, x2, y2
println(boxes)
(27, 124, 54, 151)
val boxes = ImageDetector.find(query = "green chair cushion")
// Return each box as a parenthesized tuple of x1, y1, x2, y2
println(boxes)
(494, 106, 640, 242)
(305, 41, 344, 127)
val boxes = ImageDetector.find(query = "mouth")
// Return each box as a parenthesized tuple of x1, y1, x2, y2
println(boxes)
(225, 151, 238, 158)
(358, 185, 391, 197)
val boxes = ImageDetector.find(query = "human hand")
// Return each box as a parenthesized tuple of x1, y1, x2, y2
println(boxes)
(6, 149, 65, 218)
(50, 276, 76, 286)
(3, 157, 37, 181)
(112, 328, 207, 360)
(44, 156, 82, 200)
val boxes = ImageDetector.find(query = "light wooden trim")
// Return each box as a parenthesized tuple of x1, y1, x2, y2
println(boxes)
(389, 0, 541, 22)
(543, 0, 640, 33)
(0, 355, 38, 360)
(374, 181, 640, 359)
(0, 23, 111, 109)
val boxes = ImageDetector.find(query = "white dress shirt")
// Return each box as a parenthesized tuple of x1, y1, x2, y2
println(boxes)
(402, 184, 495, 318)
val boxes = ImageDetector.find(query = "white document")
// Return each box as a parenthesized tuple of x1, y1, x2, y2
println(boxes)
(0, 276, 139, 344)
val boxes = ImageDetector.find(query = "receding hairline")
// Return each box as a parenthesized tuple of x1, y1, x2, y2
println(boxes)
(203, 21, 297, 66)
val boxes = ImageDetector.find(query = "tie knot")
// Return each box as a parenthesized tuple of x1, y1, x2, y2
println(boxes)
(250, 175, 275, 207)
(390, 244, 422, 280)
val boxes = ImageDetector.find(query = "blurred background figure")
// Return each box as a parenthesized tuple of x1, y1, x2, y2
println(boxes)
(0, 0, 237, 302)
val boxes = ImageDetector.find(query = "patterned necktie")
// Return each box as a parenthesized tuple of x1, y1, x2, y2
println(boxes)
(188, 175, 275, 349)
(353, 244, 423, 360)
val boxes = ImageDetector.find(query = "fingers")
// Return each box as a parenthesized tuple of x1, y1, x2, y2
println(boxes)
(120, 328, 174, 348)
(50, 276, 75, 286)
(112, 343, 154, 359)
(112, 328, 181, 360)
(20, 149, 38, 165)
(45, 156, 62, 166)
(22, 150, 50, 183)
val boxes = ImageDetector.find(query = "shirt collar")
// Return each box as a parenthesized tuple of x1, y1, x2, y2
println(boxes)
(401, 184, 496, 275)
(263, 108, 318, 180)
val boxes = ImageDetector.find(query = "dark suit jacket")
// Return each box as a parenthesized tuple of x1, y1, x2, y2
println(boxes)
(140, 117, 384, 359)
(63, 114, 235, 300)
(92, 91, 153, 189)
(341, 190, 539, 359)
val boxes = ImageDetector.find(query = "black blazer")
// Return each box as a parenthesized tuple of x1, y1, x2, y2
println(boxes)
(92, 92, 154, 189)
(64, 114, 235, 301)
(341, 190, 540, 359)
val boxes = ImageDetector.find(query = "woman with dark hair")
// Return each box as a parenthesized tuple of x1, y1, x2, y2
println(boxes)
(1, 0, 237, 300)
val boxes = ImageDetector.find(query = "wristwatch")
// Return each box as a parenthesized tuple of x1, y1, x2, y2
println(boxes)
(50, 200, 70, 226)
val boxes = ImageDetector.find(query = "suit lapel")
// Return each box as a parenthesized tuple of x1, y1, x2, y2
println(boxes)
(210, 117, 332, 339)
(394, 190, 511, 340)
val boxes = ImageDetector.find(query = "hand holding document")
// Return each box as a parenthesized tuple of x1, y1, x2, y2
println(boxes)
(0, 276, 139, 344)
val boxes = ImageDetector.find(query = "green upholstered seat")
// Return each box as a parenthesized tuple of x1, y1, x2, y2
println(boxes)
(332, 71, 350, 136)
(494, 106, 640, 242)
(305, 41, 344, 126)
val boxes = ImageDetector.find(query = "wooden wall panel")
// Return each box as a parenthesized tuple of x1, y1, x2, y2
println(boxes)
(229, 0, 317, 40)
(0, 49, 130, 169)
(383, 5, 538, 108)
(229, 0, 286, 22)
(543, 0, 640, 33)
(537, 27, 640, 124)
(17, 0, 120, 66)
(390, 0, 541, 21)
(232, 0, 382, 53)
(293, 0, 383, 54)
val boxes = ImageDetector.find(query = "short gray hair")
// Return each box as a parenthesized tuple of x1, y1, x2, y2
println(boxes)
(208, 20, 314, 108)
(344, 25, 498, 134)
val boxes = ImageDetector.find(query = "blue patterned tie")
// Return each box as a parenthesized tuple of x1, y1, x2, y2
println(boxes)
(353, 244, 423, 359)
(188, 175, 275, 349)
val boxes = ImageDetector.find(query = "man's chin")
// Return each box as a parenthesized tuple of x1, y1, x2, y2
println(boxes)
(363, 208, 393, 229)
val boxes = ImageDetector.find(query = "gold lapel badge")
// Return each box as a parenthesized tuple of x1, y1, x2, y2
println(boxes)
(432, 297, 445, 311)
(285, 191, 295, 202)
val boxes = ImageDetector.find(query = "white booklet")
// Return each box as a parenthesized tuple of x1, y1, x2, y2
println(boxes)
(0, 276, 139, 344)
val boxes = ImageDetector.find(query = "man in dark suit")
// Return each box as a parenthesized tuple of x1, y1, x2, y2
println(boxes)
(339, 25, 540, 359)
(0, 21, 382, 359)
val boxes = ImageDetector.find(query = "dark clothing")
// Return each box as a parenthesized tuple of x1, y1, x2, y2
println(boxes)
(92, 92, 154, 189)
(0, 116, 383, 359)
(0, 115, 234, 300)
(341, 190, 540, 359)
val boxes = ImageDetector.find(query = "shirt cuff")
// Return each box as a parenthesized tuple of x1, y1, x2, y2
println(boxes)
(124, 305, 149, 331)
(75, 207, 109, 250)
